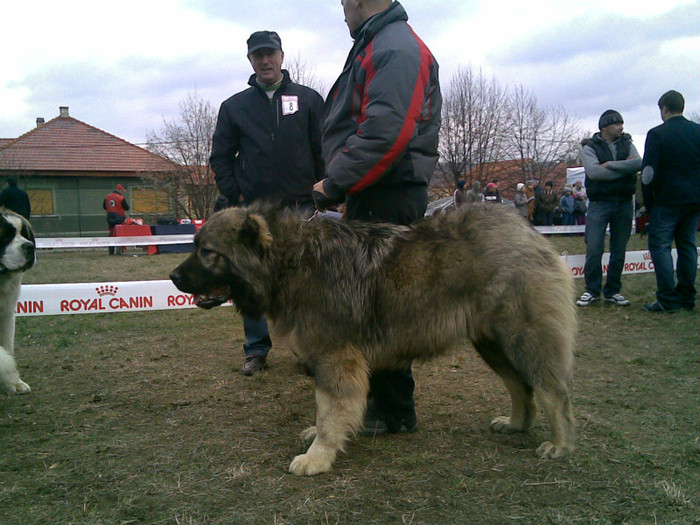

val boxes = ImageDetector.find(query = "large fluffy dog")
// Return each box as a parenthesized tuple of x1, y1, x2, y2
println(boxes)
(170, 203, 577, 476)
(0, 208, 35, 395)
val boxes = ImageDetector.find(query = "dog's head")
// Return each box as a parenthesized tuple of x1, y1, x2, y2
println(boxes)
(0, 208, 35, 275)
(170, 206, 274, 317)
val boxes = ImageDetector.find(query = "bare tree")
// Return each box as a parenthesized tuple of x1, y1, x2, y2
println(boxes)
(146, 92, 218, 220)
(435, 66, 509, 193)
(503, 85, 580, 187)
(285, 52, 327, 97)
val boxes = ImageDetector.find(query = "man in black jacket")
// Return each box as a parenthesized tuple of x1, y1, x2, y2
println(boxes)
(641, 90, 700, 313)
(210, 30, 325, 375)
(313, 0, 442, 436)
(576, 109, 641, 308)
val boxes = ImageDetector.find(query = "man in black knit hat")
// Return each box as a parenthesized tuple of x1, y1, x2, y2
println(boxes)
(576, 109, 641, 307)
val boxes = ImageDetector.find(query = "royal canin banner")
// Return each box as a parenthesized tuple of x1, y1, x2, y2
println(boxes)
(16, 280, 232, 317)
(15, 249, 698, 317)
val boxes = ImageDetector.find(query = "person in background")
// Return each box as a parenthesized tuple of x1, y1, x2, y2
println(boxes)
(103, 184, 129, 255)
(513, 182, 529, 219)
(525, 180, 538, 223)
(559, 186, 575, 226)
(312, 0, 441, 437)
(641, 90, 700, 313)
(576, 109, 641, 307)
(572, 179, 587, 225)
(209, 30, 325, 375)
(483, 182, 501, 203)
(0, 177, 31, 221)
(466, 180, 483, 203)
(454, 179, 467, 208)
(536, 181, 558, 225)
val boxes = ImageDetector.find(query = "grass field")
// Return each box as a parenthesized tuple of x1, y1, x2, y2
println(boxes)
(2, 233, 699, 525)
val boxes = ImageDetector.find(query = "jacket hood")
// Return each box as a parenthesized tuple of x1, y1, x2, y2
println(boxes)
(581, 131, 632, 147)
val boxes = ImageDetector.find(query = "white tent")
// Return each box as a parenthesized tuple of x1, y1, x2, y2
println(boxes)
(566, 167, 585, 187)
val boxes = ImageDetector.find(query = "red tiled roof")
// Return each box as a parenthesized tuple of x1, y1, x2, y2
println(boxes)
(0, 115, 176, 174)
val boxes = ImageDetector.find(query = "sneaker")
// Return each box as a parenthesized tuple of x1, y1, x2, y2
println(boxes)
(242, 355, 267, 376)
(605, 293, 630, 306)
(576, 292, 599, 307)
(359, 408, 418, 437)
(643, 301, 679, 314)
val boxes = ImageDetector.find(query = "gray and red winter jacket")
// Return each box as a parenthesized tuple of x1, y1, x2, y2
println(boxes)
(321, 1, 442, 203)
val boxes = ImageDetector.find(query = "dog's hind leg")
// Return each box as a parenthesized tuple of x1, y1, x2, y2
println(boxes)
(534, 381, 575, 458)
(472, 339, 537, 433)
(289, 348, 369, 476)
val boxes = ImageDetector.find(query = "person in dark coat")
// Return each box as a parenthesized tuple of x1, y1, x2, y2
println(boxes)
(576, 109, 641, 308)
(312, 0, 442, 437)
(209, 30, 325, 376)
(0, 178, 31, 220)
(641, 90, 700, 312)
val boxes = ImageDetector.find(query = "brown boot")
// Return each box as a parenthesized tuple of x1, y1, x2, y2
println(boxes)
(242, 355, 267, 376)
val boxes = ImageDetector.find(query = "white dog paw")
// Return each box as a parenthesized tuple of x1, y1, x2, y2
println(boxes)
(15, 380, 31, 394)
(289, 453, 332, 476)
(299, 426, 317, 441)
(536, 441, 572, 459)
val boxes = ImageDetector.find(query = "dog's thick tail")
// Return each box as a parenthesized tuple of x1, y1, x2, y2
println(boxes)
(0, 346, 21, 395)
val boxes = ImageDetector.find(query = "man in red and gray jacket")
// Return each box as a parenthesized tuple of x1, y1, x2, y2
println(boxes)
(313, 0, 442, 436)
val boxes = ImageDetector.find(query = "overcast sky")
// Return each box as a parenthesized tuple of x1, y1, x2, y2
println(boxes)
(2, 0, 698, 155)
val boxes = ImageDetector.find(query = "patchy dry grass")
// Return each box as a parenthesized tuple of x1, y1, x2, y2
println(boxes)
(2, 235, 699, 524)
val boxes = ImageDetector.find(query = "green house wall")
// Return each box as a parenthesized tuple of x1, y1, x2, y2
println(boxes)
(21, 176, 172, 237)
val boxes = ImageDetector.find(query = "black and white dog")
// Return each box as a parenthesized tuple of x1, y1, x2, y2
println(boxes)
(0, 208, 35, 394)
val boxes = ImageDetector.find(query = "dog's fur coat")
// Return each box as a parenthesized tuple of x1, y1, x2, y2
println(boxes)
(0, 208, 35, 394)
(170, 202, 577, 475)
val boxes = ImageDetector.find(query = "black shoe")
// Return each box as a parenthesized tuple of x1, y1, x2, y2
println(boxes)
(359, 408, 418, 437)
(242, 355, 267, 376)
(643, 301, 679, 313)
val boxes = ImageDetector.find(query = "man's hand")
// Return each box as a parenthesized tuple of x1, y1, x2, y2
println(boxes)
(312, 179, 334, 210)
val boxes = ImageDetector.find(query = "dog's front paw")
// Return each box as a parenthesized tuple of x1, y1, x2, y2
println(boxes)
(490, 416, 523, 433)
(289, 452, 333, 476)
(14, 380, 31, 394)
(536, 441, 573, 459)
(299, 426, 317, 441)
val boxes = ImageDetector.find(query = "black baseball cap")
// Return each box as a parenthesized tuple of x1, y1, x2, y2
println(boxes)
(247, 31, 282, 55)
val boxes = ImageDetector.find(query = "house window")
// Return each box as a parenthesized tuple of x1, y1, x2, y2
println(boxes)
(132, 188, 170, 214)
(27, 189, 55, 215)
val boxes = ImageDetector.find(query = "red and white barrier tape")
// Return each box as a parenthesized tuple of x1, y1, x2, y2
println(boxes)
(36, 235, 194, 249)
(34, 225, 587, 251)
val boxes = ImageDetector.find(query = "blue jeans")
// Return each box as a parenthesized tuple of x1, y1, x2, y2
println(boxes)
(583, 200, 633, 297)
(243, 316, 272, 357)
(648, 204, 700, 309)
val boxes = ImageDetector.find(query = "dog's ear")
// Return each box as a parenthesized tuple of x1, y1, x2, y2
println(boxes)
(237, 213, 273, 252)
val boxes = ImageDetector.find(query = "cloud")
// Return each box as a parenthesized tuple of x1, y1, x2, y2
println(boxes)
(491, 3, 700, 66)
(476, 2, 700, 138)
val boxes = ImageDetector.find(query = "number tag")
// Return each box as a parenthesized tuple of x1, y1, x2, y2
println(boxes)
(281, 95, 299, 115)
